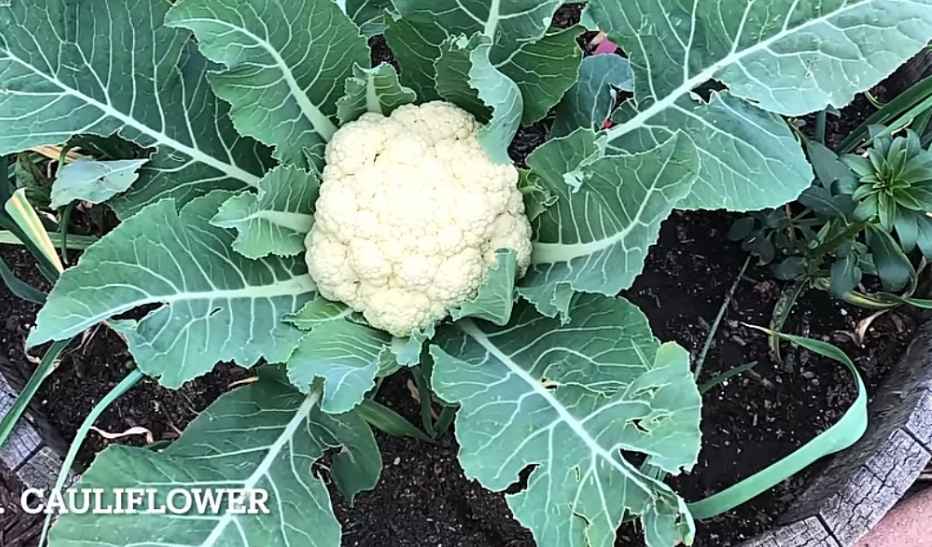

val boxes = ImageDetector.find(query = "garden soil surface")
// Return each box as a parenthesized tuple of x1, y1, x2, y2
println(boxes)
(2, 4, 930, 546)
(0, 206, 920, 546)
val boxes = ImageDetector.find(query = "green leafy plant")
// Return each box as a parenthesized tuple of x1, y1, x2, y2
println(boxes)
(1, 1, 930, 546)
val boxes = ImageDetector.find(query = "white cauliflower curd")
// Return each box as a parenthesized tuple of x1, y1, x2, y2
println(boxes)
(305, 101, 533, 337)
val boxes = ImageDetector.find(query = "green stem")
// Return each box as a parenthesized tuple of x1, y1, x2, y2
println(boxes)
(694, 256, 751, 381)
(412, 366, 436, 437)
(434, 406, 457, 438)
(815, 110, 827, 145)
(38, 368, 145, 546)
(0, 339, 72, 449)
(59, 204, 74, 264)
(0, 229, 97, 250)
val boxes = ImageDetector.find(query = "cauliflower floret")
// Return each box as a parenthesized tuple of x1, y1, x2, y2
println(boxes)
(305, 101, 532, 337)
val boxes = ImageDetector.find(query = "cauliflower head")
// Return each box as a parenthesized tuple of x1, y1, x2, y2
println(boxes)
(305, 101, 532, 337)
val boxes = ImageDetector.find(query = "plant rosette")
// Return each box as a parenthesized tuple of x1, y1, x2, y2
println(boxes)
(2, 1, 931, 546)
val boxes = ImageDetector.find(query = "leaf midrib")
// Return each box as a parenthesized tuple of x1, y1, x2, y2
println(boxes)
(1, 52, 262, 188)
(32, 274, 315, 344)
(604, 0, 881, 139)
(529, 144, 677, 265)
(200, 388, 321, 546)
(456, 319, 656, 496)
(168, 16, 340, 142)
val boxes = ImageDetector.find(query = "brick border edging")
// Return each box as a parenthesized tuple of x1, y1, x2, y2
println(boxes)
(741, 322, 932, 547)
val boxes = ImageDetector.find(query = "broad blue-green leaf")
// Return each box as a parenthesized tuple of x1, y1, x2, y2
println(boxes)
(337, 63, 417, 124)
(288, 319, 390, 414)
(431, 295, 701, 547)
(609, 91, 812, 211)
(386, 0, 564, 118)
(50, 375, 380, 545)
(450, 249, 517, 326)
(497, 25, 583, 124)
(552, 53, 634, 138)
(435, 34, 523, 163)
(29, 192, 315, 387)
(50, 160, 149, 210)
(285, 296, 414, 382)
(166, 0, 370, 170)
(0, 1, 268, 217)
(212, 166, 318, 259)
(518, 129, 699, 319)
(587, 0, 932, 211)
(336, 0, 396, 37)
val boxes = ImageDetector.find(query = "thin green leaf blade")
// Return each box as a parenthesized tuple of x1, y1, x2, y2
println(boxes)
(29, 192, 315, 387)
(689, 328, 867, 520)
(212, 166, 318, 260)
(431, 295, 701, 547)
(166, 0, 371, 169)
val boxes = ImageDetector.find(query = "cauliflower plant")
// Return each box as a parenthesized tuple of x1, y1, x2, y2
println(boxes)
(305, 101, 533, 337)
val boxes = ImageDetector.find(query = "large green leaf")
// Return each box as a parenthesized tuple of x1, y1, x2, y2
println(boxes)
(495, 25, 583, 124)
(29, 192, 315, 387)
(211, 166, 318, 259)
(336, 63, 417, 124)
(518, 129, 699, 319)
(587, 0, 932, 211)
(50, 375, 380, 546)
(337, 0, 396, 37)
(166, 0, 371, 170)
(435, 34, 524, 162)
(288, 318, 389, 414)
(552, 53, 634, 138)
(0, 0, 269, 217)
(431, 295, 702, 547)
(386, 0, 568, 121)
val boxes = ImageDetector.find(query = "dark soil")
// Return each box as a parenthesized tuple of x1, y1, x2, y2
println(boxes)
(0, 204, 918, 547)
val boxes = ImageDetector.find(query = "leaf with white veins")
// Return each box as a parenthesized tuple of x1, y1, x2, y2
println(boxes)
(166, 0, 370, 170)
(337, 0, 397, 37)
(337, 63, 417, 124)
(431, 295, 702, 547)
(586, 0, 932, 211)
(50, 375, 380, 546)
(29, 192, 315, 387)
(212, 166, 318, 259)
(386, 0, 565, 121)
(552, 54, 633, 138)
(0, 1, 269, 217)
(50, 159, 149, 210)
(518, 129, 699, 319)
(288, 319, 390, 414)
(435, 34, 523, 163)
